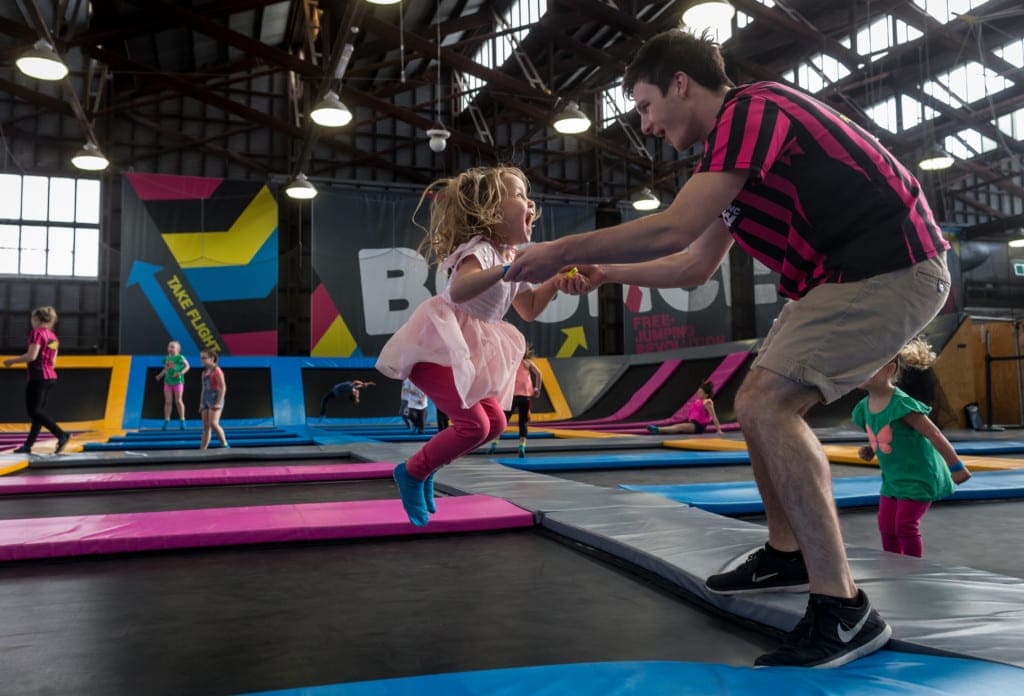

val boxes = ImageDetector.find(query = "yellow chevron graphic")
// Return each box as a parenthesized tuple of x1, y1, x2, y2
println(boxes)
(312, 316, 358, 357)
(161, 185, 277, 268)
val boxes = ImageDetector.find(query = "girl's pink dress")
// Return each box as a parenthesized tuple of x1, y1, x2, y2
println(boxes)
(376, 237, 527, 409)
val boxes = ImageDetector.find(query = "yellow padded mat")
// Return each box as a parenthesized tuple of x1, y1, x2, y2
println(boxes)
(665, 437, 1024, 471)
(534, 428, 628, 439)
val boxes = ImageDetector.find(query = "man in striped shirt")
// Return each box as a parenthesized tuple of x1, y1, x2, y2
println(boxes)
(507, 29, 950, 668)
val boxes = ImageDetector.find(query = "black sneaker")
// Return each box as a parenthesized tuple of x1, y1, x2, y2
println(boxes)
(705, 543, 809, 594)
(12, 446, 32, 455)
(755, 590, 892, 668)
(55, 433, 71, 454)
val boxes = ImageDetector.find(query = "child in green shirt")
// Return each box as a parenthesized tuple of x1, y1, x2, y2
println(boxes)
(155, 340, 190, 430)
(853, 337, 971, 557)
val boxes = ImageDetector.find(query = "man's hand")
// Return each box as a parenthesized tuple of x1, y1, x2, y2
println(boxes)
(505, 240, 566, 283)
(556, 264, 603, 294)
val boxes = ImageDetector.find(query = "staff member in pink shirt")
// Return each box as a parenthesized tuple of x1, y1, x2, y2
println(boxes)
(4, 306, 71, 455)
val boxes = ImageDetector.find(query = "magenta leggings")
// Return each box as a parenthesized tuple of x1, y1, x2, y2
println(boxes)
(405, 363, 507, 480)
(878, 495, 931, 557)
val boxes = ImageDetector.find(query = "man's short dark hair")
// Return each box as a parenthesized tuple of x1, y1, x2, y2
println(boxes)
(624, 28, 733, 99)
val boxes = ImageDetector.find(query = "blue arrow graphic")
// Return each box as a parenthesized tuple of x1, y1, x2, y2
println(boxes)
(126, 261, 202, 355)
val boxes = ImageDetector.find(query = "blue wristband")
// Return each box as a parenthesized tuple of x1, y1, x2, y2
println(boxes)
(949, 461, 965, 473)
(501, 264, 511, 276)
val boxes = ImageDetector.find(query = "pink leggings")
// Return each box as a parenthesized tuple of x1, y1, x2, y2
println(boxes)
(405, 363, 507, 480)
(877, 495, 931, 557)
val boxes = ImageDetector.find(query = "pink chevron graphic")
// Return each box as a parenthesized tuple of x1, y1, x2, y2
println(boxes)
(311, 283, 339, 346)
(220, 330, 277, 355)
(126, 173, 223, 200)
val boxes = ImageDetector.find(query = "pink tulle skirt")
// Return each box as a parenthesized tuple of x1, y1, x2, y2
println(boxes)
(376, 296, 525, 410)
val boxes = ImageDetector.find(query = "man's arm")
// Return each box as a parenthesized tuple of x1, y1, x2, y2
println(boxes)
(507, 170, 747, 282)
(599, 218, 734, 289)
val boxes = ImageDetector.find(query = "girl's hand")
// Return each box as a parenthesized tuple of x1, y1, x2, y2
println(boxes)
(858, 445, 875, 461)
(952, 467, 971, 485)
(556, 264, 603, 294)
(155, 374, 163, 382)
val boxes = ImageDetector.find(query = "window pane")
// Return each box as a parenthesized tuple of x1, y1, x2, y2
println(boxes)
(20, 225, 46, 250)
(0, 248, 17, 274)
(76, 179, 100, 223)
(20, 249, 45, 274)
(49, 227, 74, 275)
(0, 223, 19, 249)
(49, 226, 74, 251)
(74, 227, 99, 277)
(21, 177, 48, 221)
(49, 178, 76, 222)
(48, 249, 73, 275)
(0, 174, 21, 219)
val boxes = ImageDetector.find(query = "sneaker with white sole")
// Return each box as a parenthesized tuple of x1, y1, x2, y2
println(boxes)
(706, 543, 810, 594)
(754, 589, 892, 668)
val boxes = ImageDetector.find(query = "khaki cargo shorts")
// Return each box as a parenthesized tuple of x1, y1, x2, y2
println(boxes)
(752, 254, 950, 404)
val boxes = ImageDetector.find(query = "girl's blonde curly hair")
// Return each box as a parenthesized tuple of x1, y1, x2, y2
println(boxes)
(895, 336, 937, 380)
(413, 166, 536, 267)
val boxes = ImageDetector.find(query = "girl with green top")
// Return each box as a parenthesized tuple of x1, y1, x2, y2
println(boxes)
(853, 337, 971, 557)
(155, 340, 190, 430)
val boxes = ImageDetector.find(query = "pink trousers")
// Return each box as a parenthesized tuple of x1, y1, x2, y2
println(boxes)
(877, 495, 931, 557)
(405, 363, 507, 480)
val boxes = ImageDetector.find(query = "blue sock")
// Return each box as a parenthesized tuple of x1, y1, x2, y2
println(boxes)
(424, 472, 437, 514)
(393, 463, 429, 527)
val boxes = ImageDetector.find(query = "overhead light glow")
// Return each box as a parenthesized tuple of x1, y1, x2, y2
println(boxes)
(553, 101, 591, 135)
(284, 173, 318, 200)
(16, 39, 68, 81)
(71, 142, 110, 171)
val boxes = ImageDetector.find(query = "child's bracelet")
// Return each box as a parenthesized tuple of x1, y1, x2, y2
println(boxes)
(501, 264, 510, 277)
(949, 461, 966, 472)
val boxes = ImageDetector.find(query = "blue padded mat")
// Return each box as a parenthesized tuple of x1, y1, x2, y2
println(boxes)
(951, 440, 1024, 454)
(622, 469, 1024, 514)
(499, 450, 752, 471)
(248, 652, 1024, 695)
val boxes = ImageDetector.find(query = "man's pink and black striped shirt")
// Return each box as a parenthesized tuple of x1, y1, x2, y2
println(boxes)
(695, 81, 949, 299)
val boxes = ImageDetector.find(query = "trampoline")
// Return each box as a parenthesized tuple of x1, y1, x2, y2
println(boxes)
(0, 460, 775, 694)
(3, 378, 1024, 694)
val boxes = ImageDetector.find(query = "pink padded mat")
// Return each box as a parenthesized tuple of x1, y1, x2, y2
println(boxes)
(0, 463, 396, 495)
(0, 495, 536, 561)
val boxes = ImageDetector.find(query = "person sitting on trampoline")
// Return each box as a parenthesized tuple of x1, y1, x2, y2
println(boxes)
(854, 337, 970, 558)
(319, 379, 375, 419)
(647, 380, 722, 434)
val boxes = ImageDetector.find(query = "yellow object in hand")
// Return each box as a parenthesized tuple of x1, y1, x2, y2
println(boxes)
(565, 266, 579, 278)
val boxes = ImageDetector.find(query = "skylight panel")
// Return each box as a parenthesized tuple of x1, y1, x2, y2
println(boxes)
(913, 0, 989, 25)
(944, 128, 997, 159)
(996, 107, 1024, 140)
(865, 97, 898, 133)
(937, 61, 1014, 105)
(995, 38, 1024, 69)
(458, 0, 547, 112)
(900, 94, 938, 130)
(601, 79, 631, 129)
(793, 53, 851, 93)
